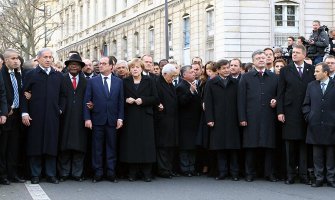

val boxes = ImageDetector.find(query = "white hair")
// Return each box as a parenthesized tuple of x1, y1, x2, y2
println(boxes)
(162, 63, 177, 75)
(116, 60, 128, 68)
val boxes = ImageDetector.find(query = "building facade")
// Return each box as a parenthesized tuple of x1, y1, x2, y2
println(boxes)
(55, 0, 335, 63)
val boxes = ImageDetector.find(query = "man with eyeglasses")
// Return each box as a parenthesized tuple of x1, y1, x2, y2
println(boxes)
(83, 56, 124, 183)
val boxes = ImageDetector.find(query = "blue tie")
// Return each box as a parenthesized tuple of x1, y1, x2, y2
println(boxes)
(321, 82, 326, 94)
(10, 72, 19, 108)
(104, 77, 109, 95)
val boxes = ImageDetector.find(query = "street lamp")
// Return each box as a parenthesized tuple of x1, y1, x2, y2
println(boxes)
(164, 0, 169, 59)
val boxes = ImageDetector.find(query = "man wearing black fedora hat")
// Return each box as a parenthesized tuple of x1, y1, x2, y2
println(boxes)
(58, 54, 88, 182)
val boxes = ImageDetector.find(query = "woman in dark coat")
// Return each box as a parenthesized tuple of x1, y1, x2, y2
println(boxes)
(204, 60, 240, 180)
(120, 58, 158, 182)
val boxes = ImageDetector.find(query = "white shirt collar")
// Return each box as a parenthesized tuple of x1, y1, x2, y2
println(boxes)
(321, 78, 330, 86)
(294, 62, 304, 69)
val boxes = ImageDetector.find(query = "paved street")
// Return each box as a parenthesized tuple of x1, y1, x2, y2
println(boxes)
(0, 176, 335, 200)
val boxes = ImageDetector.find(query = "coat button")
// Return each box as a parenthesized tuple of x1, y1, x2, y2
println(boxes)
(322, 99, 324, 101)
(321, 110, 324, 112)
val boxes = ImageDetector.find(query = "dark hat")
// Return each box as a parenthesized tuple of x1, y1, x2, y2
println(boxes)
(64, 54, 85, 67)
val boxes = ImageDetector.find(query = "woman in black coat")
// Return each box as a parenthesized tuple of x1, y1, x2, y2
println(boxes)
(120, 58, 159, 182)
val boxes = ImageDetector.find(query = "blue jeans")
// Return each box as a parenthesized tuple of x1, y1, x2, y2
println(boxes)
(313, 55, 324, 65)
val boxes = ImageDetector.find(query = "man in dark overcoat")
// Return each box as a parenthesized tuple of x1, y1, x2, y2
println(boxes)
(205, 59, 240, 181)
(277, 44, 315, 184)
(58, 54, 87, 182)
(176, 65, 202, 176)
(155, 64, 179, 178)
(238, 50, 278, 182)
(21, 48, 64, 184)
(302, 62, 335, 188)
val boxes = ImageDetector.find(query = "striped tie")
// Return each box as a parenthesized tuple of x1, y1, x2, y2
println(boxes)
(9, 72, 19, 108)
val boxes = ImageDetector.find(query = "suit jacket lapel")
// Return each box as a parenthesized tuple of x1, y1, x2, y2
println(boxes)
(323, 80, 334, 96)
(289, 64, 301, 80)
(161, 78, 175, 97)
(98, 75, 109, 98)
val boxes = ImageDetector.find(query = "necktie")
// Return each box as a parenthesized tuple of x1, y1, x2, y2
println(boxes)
(9, 72, 19, 108)
(259, 70, 263, 77)
(173, 79, 178, 86)
(86, 76, 90, 79)
(297, 67, 303, 77)
(321, 82, 326, 94)
(72, 76, 77, 90)
(104, 77, 109, 95)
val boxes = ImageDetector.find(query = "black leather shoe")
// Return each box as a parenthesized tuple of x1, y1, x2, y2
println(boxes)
(128, 177, 135, 182)
(11, 176, 26, 183)
(158, 173, 172, 179)
(266, 175, 278, 182)
(327, 181, 335, 188)
(31, 177, 39, 184)
(92, 176, 102, 183)
(107, 176, 118, 183)
(171, 172, 180, 177)
(72, 176, 83, 182)
(300, 177, 311, 185)
(182, 172, 192, 177)
(59, 176, 68, 182)
(0, 178, 10, 185)
(144, 177, 152, 182)
(245, 176, 254, 182)
(215, 175, 226, 180)
(46, 176, 59, 184)
(285, 178, 295, 185)
(231, 176, 239, 181)
(311, 180, 323, 187)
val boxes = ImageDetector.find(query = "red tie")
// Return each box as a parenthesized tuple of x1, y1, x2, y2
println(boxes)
(259, 70, 263, 77)
(72, 76, 77, 89)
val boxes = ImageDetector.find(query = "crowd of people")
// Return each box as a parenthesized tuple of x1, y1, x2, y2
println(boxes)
(0, 20, 334, 190)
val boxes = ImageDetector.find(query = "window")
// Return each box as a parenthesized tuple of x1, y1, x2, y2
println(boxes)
(149, 26, 154, 54)
(113, 0, 117, 13)
(103, 42, 108, 56)
(94, 0, 98, 22)
(133, 32, 140, 57)
(274, 1, 299, 47)
(183, 16, 190, 49)
(112, 40, 117, 57)
(122, 36, 128, 60)
(168, 20, 172, 49)
(275, 4, 298, 27)
(79, 5, 83, 30)
(87, 0, 90, 27)
(206, 7, 214, 62)
(182, 14, 190, 65)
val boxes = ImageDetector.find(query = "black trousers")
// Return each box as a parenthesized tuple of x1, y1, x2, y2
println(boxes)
(128, 163, 152, 178)
(157, 147, 175, 176)
(29, 155, 56, 177)
(285, 140, 307, 179)
(217, 150, 239, 177)
(179, 150, 196, 173)
(0, 110, 21, 178)
(313, 145, 335, 182)
(58, 150, 85, 177)
(245, 148, 274, 177)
